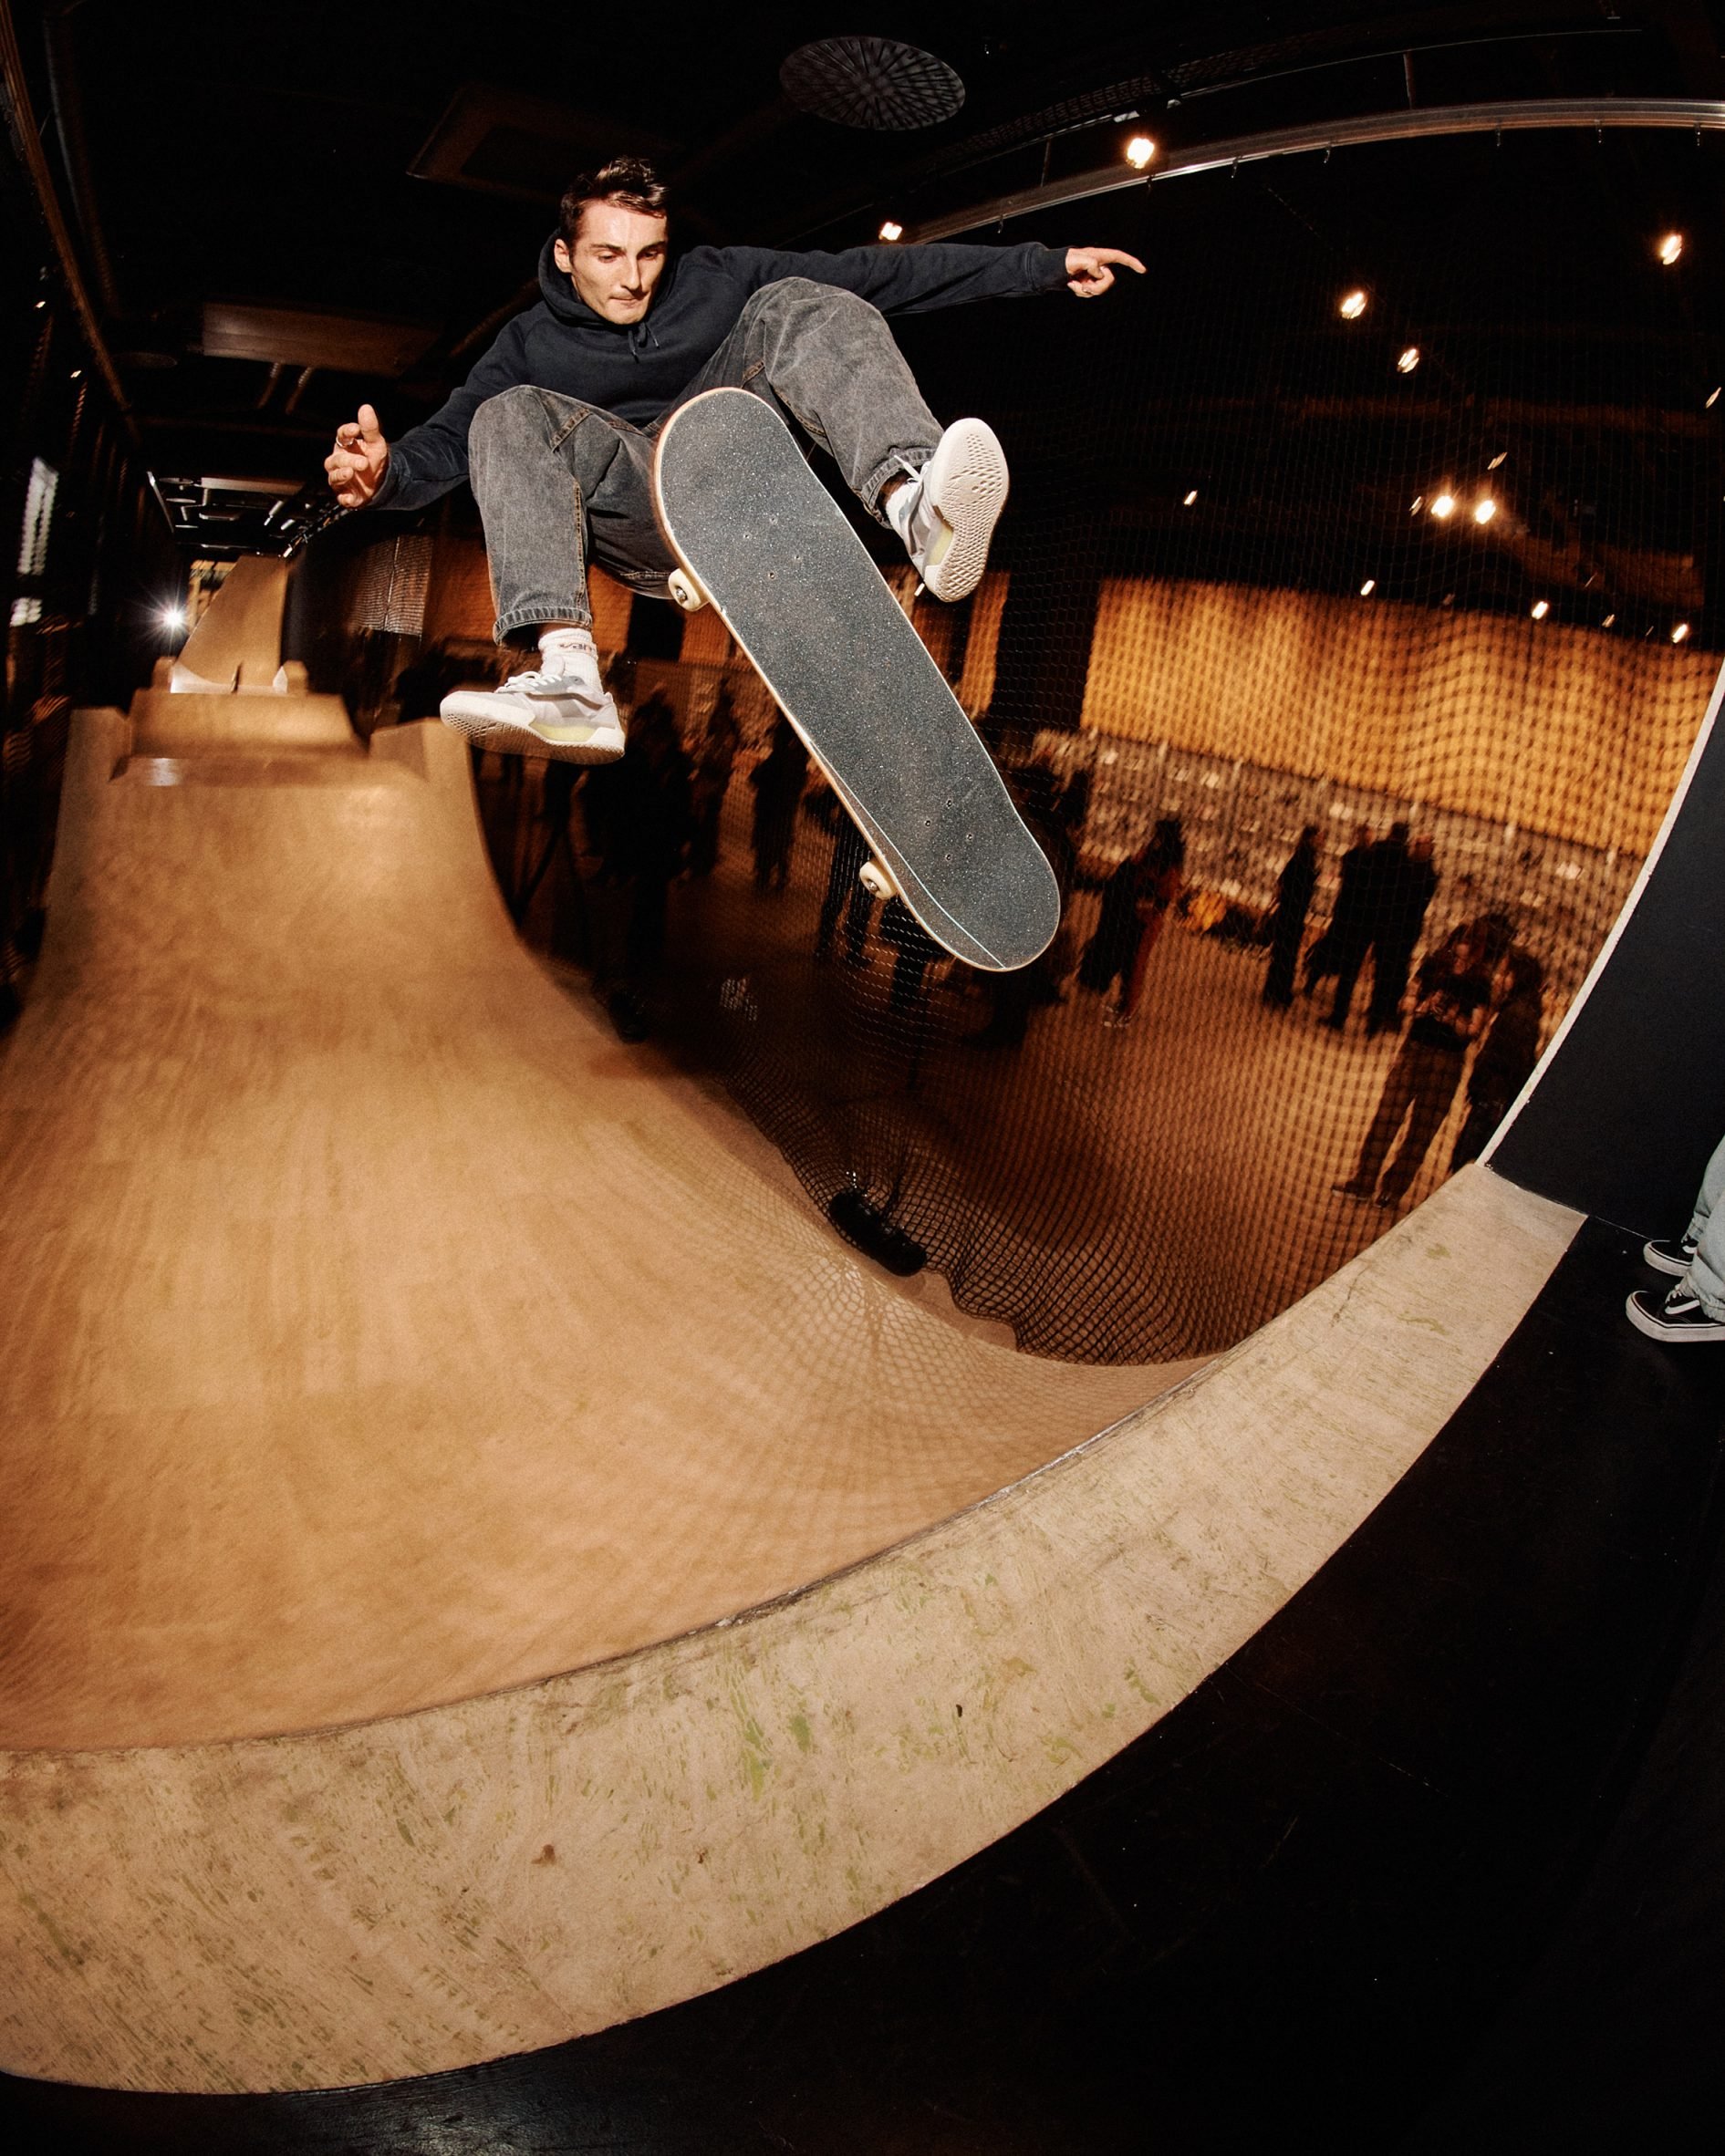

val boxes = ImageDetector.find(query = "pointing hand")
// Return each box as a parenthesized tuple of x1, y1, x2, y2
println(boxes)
(1065, 247, 1147, 299)
(324, 402, 390, 506)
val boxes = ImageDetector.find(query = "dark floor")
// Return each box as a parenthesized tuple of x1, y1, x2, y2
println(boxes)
(5, 1215, 1723, 2152)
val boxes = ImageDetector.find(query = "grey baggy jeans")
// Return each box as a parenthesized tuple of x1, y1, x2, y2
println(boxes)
(466, 278, 944, 647)
(1683, 1131, 1725, 1317)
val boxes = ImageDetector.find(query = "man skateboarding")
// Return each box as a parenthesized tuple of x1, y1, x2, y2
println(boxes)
(324, 156, 1143, 763)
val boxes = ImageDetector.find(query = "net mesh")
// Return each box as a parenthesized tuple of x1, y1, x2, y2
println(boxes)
(418, 130, 1721, 1363)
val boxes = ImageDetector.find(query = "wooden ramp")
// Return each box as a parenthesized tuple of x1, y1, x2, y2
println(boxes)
(0, 659, 1581, 2092)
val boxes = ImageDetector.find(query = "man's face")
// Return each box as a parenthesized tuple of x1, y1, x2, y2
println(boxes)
(554, 202, 669, 324)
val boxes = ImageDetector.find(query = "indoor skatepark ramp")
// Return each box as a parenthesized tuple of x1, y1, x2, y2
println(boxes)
(0, 650, 1595, 2091)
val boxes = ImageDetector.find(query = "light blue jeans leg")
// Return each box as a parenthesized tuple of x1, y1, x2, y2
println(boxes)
(1682, 1133, 1725, 1317)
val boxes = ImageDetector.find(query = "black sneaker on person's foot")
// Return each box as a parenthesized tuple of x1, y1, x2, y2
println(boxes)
(1643, 1234, 1699, 1278)
(1626, 1283, 1725, 1342)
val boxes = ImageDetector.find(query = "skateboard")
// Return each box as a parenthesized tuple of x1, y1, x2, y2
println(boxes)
(651, 388, 1061, 973)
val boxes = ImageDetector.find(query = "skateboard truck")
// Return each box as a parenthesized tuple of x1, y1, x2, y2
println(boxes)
(667, 567, 708, 614)
(857, 857, 899, 901)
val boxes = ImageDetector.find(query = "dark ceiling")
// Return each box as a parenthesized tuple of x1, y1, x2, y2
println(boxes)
(10, 1, 1725, 572)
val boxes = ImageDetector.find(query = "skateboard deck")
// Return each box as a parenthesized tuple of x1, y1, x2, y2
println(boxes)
(652, 388, 1061, 972)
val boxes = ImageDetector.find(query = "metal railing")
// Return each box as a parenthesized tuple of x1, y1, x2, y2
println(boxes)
(906, 98, 1725, 243)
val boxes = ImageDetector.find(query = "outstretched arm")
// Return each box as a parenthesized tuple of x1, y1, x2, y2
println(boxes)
(1064, 247, 1147, 298)
(322, 321, 535, 514)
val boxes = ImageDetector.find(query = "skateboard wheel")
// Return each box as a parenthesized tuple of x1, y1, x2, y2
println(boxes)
(668, 568, 708, 614)
(858, 857, 899, 900)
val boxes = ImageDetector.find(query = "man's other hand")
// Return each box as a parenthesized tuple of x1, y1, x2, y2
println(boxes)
(325, 403, 390, 505)
(1065, 247, 1147, 299)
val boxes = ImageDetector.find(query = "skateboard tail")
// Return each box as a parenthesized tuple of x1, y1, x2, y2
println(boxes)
(821, 760, 1059, 972)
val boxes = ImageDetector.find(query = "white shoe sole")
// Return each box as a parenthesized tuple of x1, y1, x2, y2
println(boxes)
(919, 418, 1009, 603)
(440, 690, 625, 766)
(1642, 1239, 1697, 1278)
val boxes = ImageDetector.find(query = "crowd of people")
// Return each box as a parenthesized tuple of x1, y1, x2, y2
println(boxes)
(1256, 821, 1546, 1206)
(466, 678, 1547, 1210)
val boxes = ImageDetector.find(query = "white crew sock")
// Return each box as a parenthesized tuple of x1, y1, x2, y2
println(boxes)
(882, 467, 925, 545)
(538, 626, 598, 674)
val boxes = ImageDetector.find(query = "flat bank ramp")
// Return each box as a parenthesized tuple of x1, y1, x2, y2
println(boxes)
(0, 699, 1578, 2092)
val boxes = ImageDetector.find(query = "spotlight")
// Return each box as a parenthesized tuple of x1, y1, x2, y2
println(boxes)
(1472, 498, 1497, 524)
(1125, 136, 1156, 171)
(161, 606, 185, 630)
(1339, 289, 1367, 319)
(1657, 231, 1684, 266)
(1397, 346, 1420, 373)
(1430, 492, 1456, 519)
(1359, 578, 1377, 596)
(878, 221, 903, 243)
(1672, 620, 1691, 643)
(1531, 599, 1550, 620)
(1183, 489, 1198, 506)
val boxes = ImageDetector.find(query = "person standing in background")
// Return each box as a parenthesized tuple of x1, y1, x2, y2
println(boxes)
(1368, 830, 1439, 1036)
(686, 685, 741, 875)
(749, 715, 808, 892)
(1113, 816, 1185, 1028)
(1450, 947, 1543, 1170)
(1305, 821, 1372, 1003)
(1334, 922, 1494, 1208)
(1263, 825, 1319, 1009)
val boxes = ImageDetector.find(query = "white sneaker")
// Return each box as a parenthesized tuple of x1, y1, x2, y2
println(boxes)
(440, 664, 625, 764)
(891, 418, 1009, 603)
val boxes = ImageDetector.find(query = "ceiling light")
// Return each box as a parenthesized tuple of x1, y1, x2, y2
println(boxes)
(1396, 345, 1419, 373)
(1532, 599, 1550, 620)
(1657, 231, 1684, 266)
(1672, 621, 1691, 642)
(1709, 388, 1722, 409)
(1409, 494, 1424, 513)
(1487, 451, 1508, 470)
(1183, 489, 1198, 506)
(1430, 492, 1456, 519)
(1473, 498, 1497, 524)
(161, 606, 185, 629)
(1339, 289, 1367, 319)
(1125, 136, 1156, 171)
(1602, 612, 1616, 627)
(878, 220, 903, 243)
(1359, 578, 1376, 596)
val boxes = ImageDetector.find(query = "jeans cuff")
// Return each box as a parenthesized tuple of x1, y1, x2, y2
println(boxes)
(494, 601, 590, 648)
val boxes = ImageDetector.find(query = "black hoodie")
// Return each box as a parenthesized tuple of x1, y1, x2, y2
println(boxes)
(370, 233, 1073, 512)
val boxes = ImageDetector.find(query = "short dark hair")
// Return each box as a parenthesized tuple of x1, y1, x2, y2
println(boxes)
(559, 158, 670, 245)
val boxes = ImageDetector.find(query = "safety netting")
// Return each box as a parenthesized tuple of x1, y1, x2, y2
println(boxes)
(363, 127, 1724, 1362)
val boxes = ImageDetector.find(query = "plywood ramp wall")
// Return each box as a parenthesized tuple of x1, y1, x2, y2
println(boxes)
(1080, 578, 1713, 855)
(956, 572, 1008, 717)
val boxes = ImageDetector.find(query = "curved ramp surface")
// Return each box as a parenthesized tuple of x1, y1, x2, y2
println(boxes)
(0, 693, 1580, 2093)
(0, 707, 1176, 1753)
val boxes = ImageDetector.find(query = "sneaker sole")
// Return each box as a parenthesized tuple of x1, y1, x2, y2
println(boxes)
(1642, 1239, 1696, 1277)
(440, 704, 624, 766)
(1625, 1291, 1725, 1342)
(920, 418, 1009, 603)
